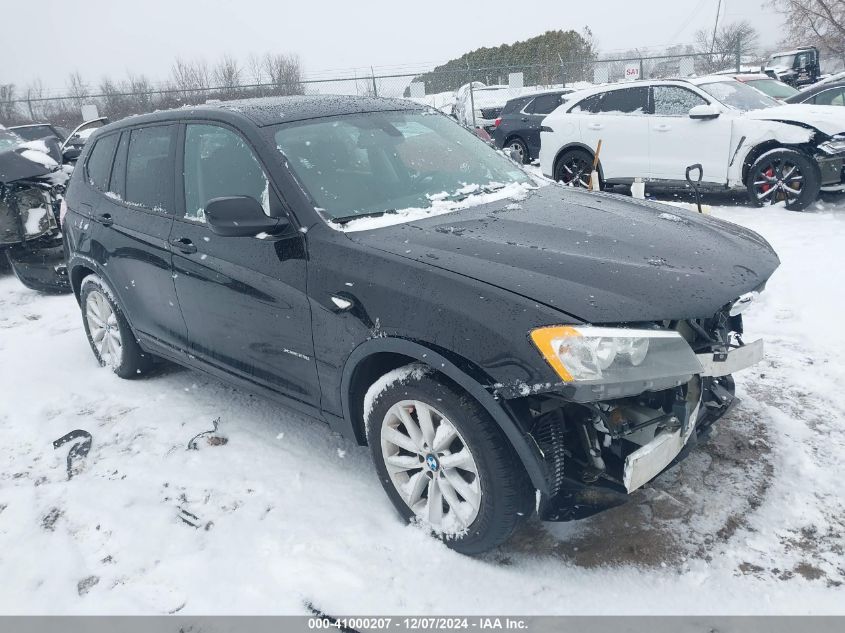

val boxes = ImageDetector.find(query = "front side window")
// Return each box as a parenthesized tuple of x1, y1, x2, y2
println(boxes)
(273, 111, 532, 223)
(698, 80, 779, 111)
(85, 133, 119, 192)
(813, 88, 845, 106)
(125, 126, 175, 211)
(183, 124, 271, 222)
(652, 86, 707, 116)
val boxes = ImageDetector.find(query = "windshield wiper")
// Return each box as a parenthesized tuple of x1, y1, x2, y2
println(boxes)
(331, 209, 397, 226)
(443, 182, 507, 202)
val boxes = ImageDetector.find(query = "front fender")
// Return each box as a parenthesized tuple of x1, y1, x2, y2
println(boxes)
(339, 336, 551, 495)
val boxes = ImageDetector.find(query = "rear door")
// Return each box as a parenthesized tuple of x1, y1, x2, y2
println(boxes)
(91, 124, 187, 349)
(648, 85, 733, 183)
(575, 86, 650, 180)
(170, 122, 320, 408)
(522, 93, 565, 158)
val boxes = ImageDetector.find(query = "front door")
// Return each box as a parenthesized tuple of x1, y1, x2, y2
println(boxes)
(647, 85, 733, 184)
(170, 122, 320, 408)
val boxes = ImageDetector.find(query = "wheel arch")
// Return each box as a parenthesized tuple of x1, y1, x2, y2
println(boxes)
(739, 140, 818, 184)
(339, 337, 550, 495)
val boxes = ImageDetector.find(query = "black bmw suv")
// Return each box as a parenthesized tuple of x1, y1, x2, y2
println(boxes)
(63, 95, 778, 554)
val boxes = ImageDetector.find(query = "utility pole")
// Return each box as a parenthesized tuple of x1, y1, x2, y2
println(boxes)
(709, 0, 723, 54)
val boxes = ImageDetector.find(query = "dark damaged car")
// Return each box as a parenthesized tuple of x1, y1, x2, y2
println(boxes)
(62, 96, 779, 554)
(1, 119, 106, 292)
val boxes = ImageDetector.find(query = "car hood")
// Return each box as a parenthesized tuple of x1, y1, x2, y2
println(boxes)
(347, 186, 780, 323)
(743, 104, 845, 136)
(0, 145, 58, 184)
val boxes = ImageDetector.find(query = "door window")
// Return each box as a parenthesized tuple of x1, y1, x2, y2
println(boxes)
(594, 87, 649, 114)
(85, 133, 120, 192)
(125, 126, 176, 212)
(813, 88, 845, 106)
(183, 124, 271, 222)
(653, 86, 708, 116)
(526, 93, 564, 115)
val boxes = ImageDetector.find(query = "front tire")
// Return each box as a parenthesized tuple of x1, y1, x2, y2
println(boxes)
(365, 365, 533, 555)
(80, 275, 154, 378)
(746, 148, 820, 211)
(554, 148, 598, 189)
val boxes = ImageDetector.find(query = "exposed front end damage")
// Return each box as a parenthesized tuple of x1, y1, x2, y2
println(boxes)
(515, 301, 763, 521)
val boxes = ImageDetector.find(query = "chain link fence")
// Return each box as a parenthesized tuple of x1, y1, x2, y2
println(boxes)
(1, 49, 744, 130)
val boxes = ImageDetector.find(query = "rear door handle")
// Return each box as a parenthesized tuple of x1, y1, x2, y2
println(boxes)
(170, 237, 197, 254)
(586, 122, 604, 130)
(96, 213, 113, 227)
(520, 117, 529, 122)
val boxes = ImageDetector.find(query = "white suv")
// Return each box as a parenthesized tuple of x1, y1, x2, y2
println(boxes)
(539, 76, 845, 210)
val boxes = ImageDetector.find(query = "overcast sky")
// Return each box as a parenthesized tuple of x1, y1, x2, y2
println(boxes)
(2, 0, 780, 94)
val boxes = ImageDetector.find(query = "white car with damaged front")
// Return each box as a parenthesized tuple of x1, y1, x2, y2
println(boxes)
(539, 76, 845, 210)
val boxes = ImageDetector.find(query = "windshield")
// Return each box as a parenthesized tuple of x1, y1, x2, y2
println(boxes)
(0, 129, 24, 152)
(698, 80, 780, 111)
(273, 110, 532, 224)
(767, 54, 795, 68)
(745, 79, 799, 100)
(10, 125, 57, 142)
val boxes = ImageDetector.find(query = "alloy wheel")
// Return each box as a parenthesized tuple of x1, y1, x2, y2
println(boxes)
(507, 140, 526, 163)
(380, 400, 482, 533)
(752, 158, 804, 206)
(556, 156, 592, 188)
(85, 289, 123, 368)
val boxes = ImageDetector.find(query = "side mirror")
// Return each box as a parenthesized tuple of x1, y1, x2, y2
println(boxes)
(689, 104, 721, 120)
(205, 196, 288, 237)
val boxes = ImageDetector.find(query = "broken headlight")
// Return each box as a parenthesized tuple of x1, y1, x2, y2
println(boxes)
(818, 137, 845, 155)
(530, 326, 702, 385)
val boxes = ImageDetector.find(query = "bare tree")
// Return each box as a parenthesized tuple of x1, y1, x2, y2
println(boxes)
(262, 53, 304, 95)
(770, 0, 845, 63)
(67, 71, 89, 109)
(695, 20, 759, 72)
(126, 73, 154, 112)
(24, 79, 45, 121)
(212, 54, 242, 98)
(171, 57, 211, 102)
(0, 84, 18, 125)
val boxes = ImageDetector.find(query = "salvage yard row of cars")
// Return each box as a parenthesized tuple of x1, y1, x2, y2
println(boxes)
(491, 74, 845, 211)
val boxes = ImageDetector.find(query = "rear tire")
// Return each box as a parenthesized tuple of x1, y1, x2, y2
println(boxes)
(554, 148, 599, 189)
(365, 365, 533, 555)
(745, 148, 819, 211)
(505, 137, 530, 164)
(79, 274, 154, 379)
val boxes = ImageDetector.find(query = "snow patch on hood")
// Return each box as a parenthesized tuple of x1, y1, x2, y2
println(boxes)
(18, 148, 58, 169)
(744, 104, 845, 136)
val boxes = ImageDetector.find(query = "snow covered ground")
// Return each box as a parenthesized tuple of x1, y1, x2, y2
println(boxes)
(1, 193, 844, 615)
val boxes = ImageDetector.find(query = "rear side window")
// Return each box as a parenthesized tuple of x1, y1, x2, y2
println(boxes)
(183, 124, 271, 222)
(653, 86, 707, 116)
(85, 134, 119, 191)
(501, 97, 530, 114)
(570, 94, 603, 113)
(594, 87, 649, 114)
(125, 126, 176, 212)
(527, 93, 564, 115)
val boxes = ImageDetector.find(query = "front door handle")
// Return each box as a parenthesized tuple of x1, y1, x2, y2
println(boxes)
(586, 122, 604, 130)
(654, 124, 672, 132)
(96, 213, 113, 227)
(170, 237, 197, 254)
(521, 117, 529, 122)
